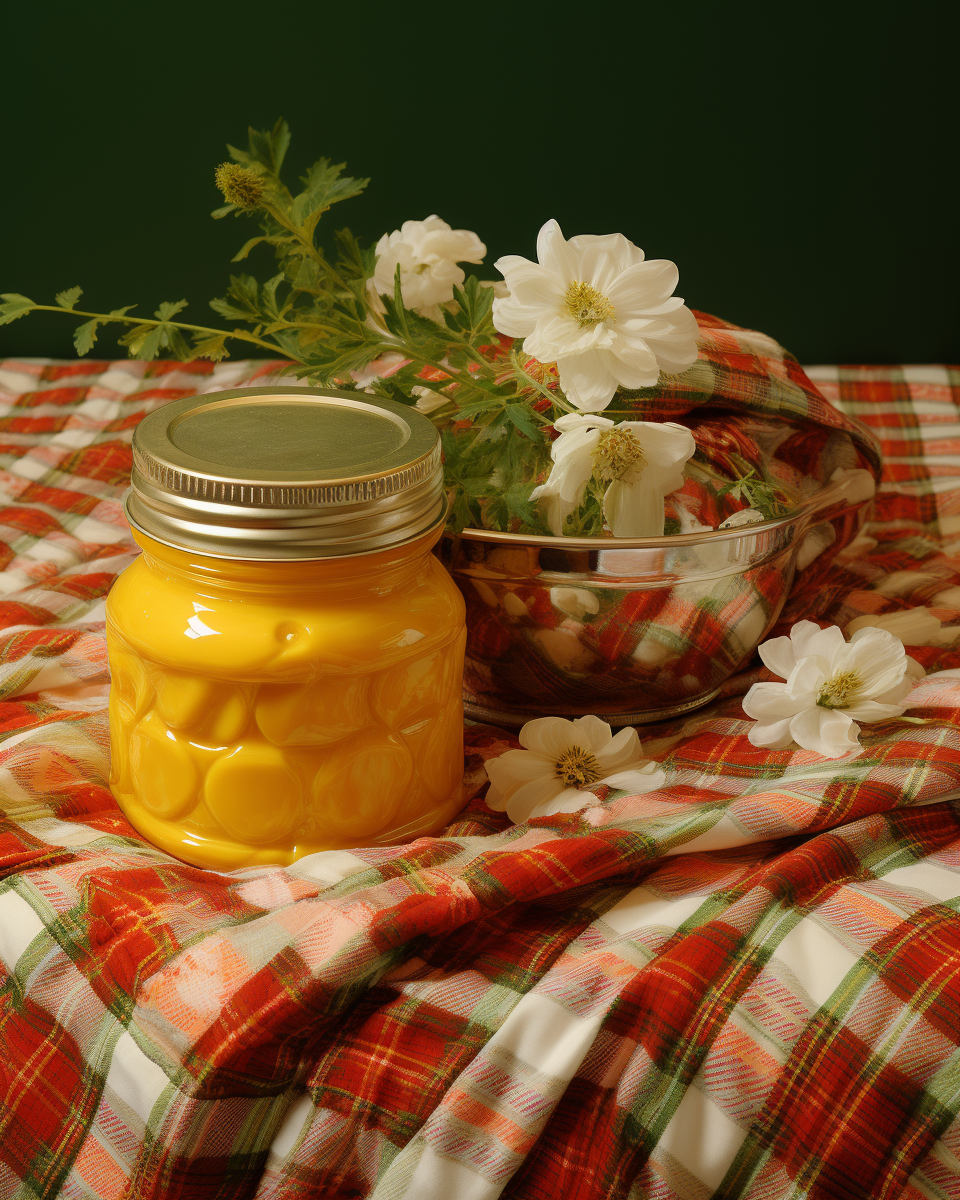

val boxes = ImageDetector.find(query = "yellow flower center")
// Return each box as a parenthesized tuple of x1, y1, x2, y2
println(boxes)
(565, 281, 615, 328)
(214, 163, 266, 210)
(817, 669, 862, 709)
(555, 745, 602, 789)
(592, 428, 647, 482)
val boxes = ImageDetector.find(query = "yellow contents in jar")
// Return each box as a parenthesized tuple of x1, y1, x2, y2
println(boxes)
(107, 528, 466, 871)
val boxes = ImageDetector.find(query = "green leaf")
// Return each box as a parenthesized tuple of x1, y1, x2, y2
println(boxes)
(0, 293, 35, 325)
(260, 273, 287, 319)
(452, 275, 495, 333)
(269, 117, 291, 173)
(232, 119, 291, 176)
(505, 403, 544, 441)
(154, 300, 188, 321)
(73, 320, 100, 355)
(211, 203, 239, 219)
(209, 275, 261, 322)
(227, 141, 253, 167)
(290, 158, 369, 232)
(55, 286, 83, 310)
(189, 333, 231, 362)
(123, 324, 165, 360)
(289, 257, 323, 293)
(232, 236, 270, 262)
(72, 305, 136, 356)
(334, 227, 374, 283)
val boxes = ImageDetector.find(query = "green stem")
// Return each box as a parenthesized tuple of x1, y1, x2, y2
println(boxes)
(30, 306, 294, 359)
(509, 351, 576, 415)
(259, 201, 351, 292)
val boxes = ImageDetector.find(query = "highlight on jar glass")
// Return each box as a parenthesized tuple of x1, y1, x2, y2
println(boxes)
(106, 387, 467, 871)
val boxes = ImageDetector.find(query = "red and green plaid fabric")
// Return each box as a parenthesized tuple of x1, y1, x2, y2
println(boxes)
(0, 358, 958, 1200)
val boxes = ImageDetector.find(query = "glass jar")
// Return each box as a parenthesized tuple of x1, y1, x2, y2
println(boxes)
(106, 387, 466, 870)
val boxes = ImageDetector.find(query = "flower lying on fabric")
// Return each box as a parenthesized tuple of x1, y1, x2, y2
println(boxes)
(485, 714, 666, 823)
(369, 216, 486, 320)
(743, 620, 924, 759)
(531, 414, 696, 537)
(491, 219, 699, 412)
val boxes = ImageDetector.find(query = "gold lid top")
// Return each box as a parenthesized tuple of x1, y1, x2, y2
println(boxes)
(126, 387, 444, 559)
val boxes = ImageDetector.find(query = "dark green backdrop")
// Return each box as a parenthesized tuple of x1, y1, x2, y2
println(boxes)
(3, 3, 957, 365)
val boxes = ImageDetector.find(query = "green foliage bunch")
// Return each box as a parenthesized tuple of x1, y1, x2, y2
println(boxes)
(0, 119, 569, 533)
(0, 119, 789, 536)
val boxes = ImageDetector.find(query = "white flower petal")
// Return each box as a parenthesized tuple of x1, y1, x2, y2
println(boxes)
(568, 714, 614, 753)
(569, 232, 645, 286)
(491, 297, 542, 339)
(504, 774, 567, 823)
(517, 715, 578, 758)
(785, 656, 829, 697)
(606, 345, 660, 390)
(742, 681, 805, 722)
(484, 749, 555, 801)
(557, 352, 620, 412)
(527, 788, 596, 819)
(747, 716, 796, 749)
(606, 259, 680, 308)
(843, 699, 908, 721)
(536, 219, 580, 281)
(601, 766, 667, 794)
(485, 784, 507, 811)
(758, 635, 799, 680)
(552, 413, 612, 435)
(789, 706, 861, 758)
(593, 724, 642, 767)
(500, 263, 566, 309)
(791, 623, 848, 662)
(604, 477, 668, 538)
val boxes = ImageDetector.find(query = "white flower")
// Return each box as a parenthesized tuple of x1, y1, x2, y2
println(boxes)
(369, 215, 486, 320)
(531, 414, 695, 537)
(491, 219, 699, 412)
(742, 620, 924, 759)
(485, 715, 666, 823)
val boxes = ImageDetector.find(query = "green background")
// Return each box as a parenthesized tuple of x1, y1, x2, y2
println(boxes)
(2, 3, 957, 365)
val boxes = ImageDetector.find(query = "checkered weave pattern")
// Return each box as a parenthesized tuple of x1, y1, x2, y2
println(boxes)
(0, 358, 958, 1200)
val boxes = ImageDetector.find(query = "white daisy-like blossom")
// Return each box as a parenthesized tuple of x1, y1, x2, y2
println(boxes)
(531, 414, 696, 537)
(742, 620, 924, 759)
(369, 215, 486, 320)
(485, 715, 666, 824)
(491, 219, 700, 412)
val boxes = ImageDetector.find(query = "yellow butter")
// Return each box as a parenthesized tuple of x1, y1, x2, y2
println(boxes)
(108, 527, 465, 870)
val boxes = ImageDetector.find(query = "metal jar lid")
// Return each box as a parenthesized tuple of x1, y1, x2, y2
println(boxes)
(126, 386, 444, 559)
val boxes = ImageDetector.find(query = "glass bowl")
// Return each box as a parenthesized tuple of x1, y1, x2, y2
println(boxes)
(438, 479, 870, 727)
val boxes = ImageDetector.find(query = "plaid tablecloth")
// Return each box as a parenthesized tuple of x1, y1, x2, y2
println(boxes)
(0, 358, 958, 1200)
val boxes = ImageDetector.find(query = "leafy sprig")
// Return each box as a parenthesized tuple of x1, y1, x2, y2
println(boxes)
(1, 118, 783, 538)
(716, 467, 793, 519)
